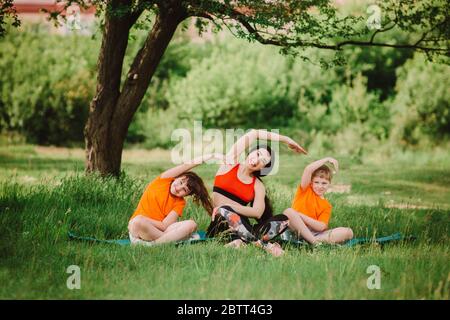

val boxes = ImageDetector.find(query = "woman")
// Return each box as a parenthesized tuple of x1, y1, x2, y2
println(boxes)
(206, 129, 307, 256)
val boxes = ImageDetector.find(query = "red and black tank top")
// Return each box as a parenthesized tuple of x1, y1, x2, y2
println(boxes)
(213, 164, 256, 206)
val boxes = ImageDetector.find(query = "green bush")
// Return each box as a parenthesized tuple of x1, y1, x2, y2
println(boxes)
(0, 24, 98, 145)
(1, 23, 447, 153)
(285, 53, 390, 156)
(167, 37, 296, 129)
(0, 22, 208, 145)
(131, 107, 181, 149)
(390, 54, 450, 146)
(340, 31, 414, 99)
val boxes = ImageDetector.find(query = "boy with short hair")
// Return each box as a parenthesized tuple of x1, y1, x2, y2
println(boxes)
(283, 157, 354, 244)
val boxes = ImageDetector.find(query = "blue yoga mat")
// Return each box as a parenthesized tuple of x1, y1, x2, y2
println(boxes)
(278, 232, 416, 247)
(68, 231, 209, 246)
(68, 231, 415, 247)
(68, 232, 131, 246)
(343, 232, 416, 247)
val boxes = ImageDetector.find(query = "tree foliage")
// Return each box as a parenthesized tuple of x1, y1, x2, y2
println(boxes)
(391, 54, 450, 146)
(1, 0, 449, 175)
(23, 0, 450, 64)
(168, 39, 295, 128)
(0, 25, 98, 144)
(0, 0, 20, 37)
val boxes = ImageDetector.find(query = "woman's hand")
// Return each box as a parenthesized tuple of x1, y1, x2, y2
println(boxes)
(212, 204, 236, 219)
(285, 137, 308, 154)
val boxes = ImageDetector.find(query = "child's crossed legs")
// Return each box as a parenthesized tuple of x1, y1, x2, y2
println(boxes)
(128, 215, 197, 245)
(283, 208, 353, 244)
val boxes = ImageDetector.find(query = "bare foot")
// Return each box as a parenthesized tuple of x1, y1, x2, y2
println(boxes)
(265, 242, 284, 257)
(255, 241, 284, 257)
(225, 239, 245, 249)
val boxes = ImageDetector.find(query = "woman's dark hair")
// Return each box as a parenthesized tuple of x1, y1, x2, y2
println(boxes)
(247, 143, 276, 219)
(177, 171, 213, 216)
(248, 143, 276, 177)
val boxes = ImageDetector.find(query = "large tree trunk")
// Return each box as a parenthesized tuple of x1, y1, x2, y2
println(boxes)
(84, 1, 187, 177)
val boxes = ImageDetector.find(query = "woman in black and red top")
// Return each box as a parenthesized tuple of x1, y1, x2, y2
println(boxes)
(206, 129, 307, 256)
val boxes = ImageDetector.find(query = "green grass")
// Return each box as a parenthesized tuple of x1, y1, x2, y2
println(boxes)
(0, 145, 449, 299)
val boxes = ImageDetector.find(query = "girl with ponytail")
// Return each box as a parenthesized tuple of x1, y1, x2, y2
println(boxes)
(128, 154, 221, 246)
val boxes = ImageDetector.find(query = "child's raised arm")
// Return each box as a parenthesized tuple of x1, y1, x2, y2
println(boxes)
(161, 153, 226, 179)
(300, 157, 339, 189)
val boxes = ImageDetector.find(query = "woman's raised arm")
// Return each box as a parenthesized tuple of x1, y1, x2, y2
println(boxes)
(161, 153, 225, 179)
(225, 129, 307, 165)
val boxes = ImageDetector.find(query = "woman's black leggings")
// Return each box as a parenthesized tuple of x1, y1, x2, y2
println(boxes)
(206, 205, 289, 242)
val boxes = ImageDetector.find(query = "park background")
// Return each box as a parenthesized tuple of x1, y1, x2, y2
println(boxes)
(0, 0, 449, 299)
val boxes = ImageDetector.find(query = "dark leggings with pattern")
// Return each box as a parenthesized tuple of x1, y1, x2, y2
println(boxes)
(206, 205, 289, 243)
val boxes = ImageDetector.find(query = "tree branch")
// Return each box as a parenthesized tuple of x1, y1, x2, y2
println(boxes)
(204, 3, 448, 54)
(193, 11, 222, 30)
(334, 40, 448, 52)
(369, 22, 396, 43)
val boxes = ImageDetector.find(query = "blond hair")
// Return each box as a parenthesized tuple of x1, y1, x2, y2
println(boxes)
(312, 165, 332, 182)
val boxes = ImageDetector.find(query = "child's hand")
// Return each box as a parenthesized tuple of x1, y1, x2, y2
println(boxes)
(285, 138, 308, 155)
(327, 157, 339, 173)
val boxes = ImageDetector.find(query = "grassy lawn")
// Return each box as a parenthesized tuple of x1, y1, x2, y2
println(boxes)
(0, 144, 449, 299)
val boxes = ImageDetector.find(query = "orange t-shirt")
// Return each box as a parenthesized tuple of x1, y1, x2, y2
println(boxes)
(130, 176, 186, 222)
(291, 184, 332, 225)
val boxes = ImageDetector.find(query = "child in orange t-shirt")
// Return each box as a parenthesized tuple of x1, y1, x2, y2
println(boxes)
(283, 157, 353, 244)
(128, 153, 224, 246)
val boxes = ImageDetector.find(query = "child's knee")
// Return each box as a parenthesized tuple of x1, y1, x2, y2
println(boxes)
(283, 208, 295, 217)
(338, 227, 353, 240)
(185, 220, 197, 233)
(128, 216, 144, 233)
